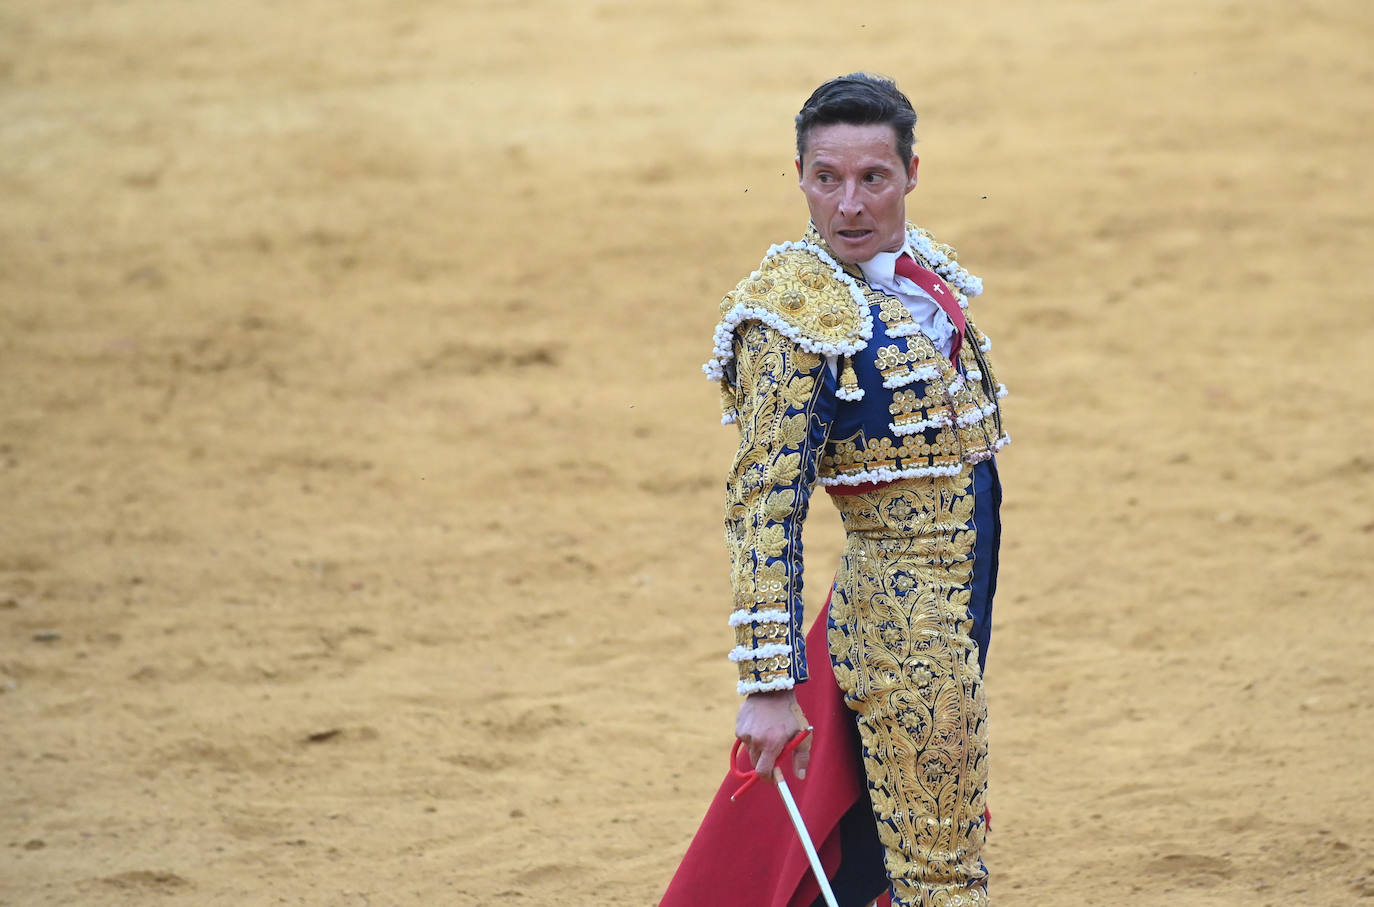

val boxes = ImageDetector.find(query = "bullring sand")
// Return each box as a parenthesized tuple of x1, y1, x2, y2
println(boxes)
(2, 1, 1372, 904)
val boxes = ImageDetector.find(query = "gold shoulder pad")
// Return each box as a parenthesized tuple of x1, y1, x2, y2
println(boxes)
(720, 249, 866, 349)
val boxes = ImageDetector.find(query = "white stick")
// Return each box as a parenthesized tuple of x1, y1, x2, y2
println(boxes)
(772, 768, 840, 907)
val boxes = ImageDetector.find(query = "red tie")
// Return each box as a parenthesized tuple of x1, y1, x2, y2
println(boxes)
(894, 253, 965, 363)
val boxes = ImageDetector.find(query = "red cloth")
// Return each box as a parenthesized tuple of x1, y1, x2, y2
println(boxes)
(894, 253, 965, 363)
(660, 594, 892, 907)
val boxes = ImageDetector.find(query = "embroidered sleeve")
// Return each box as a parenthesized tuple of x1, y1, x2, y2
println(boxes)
(724, 321, 836, 695)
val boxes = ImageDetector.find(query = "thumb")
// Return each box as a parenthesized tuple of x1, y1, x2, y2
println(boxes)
(794, 729, 812, 780)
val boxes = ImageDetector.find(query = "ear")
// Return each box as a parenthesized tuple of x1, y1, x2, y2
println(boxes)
(795, 155, 803, 181)
(905, 154, 920, 193)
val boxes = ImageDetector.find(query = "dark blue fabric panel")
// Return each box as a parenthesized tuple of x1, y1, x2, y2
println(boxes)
(968, 457, 1002, 674)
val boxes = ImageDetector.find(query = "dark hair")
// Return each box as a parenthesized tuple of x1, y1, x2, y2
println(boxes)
(795, 73, 917, 165)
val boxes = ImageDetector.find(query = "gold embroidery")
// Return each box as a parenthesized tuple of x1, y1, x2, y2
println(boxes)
(818, 278, 1004, 481)
(735, 620, 789, 650)
(724, 321, 830, 687)
(826, 474, 989, 906)
(890, 388, 952, 430)
(877, 295, 909, 326)
(875, 343, 918, 375)
(822, 431, 964, 478)
(721, 250, 867, 350)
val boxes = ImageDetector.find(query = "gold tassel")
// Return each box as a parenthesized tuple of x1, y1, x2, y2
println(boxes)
(839, 356, 860, 398)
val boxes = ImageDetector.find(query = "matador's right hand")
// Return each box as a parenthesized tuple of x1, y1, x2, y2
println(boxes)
(734, 688, 810, 779)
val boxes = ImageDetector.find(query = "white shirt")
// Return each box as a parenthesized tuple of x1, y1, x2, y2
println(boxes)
(824, 244, 958, 378)
(857, 245, 958, 358)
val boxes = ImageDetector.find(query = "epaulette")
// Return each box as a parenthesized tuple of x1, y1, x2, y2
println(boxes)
(702, 241, 873, 387)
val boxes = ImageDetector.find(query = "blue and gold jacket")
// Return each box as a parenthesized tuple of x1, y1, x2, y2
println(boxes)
(704, 224, 1008, 694)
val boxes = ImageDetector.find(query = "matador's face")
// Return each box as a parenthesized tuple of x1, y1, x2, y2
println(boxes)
(796, 122, 919, 265)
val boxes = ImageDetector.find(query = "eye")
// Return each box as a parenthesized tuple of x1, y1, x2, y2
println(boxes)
(864, 171, 884, 183)
(816, 172, 834, 184)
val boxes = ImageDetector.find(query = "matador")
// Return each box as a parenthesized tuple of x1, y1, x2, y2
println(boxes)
(662, 73, 1009, 907)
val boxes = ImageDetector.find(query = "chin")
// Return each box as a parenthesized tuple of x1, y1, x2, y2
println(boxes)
(828, 236, 876, 262)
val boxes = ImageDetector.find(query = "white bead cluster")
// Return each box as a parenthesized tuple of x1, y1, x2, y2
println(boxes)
(956, 401, 1001, 427)
(738, 676, 796, 695)
(883, 364, 941, 390)
(727, 642, 793, 663)
(835, 385, 865, 401)
(966, 433, 1012, 463)
(890, 412, 953, 437)
(819, 462, 965, 486)
(728, 607, 790, 627)
(907, 227, 983, 298)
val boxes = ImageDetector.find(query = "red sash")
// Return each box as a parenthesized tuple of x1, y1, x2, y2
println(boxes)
(894, 253, 964, 362)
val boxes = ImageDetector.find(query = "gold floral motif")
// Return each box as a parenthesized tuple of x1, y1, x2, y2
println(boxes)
(875, 343, 916, 375)
(724, 320, 831, 687)
(878, 295, 910, 326)
(741, 275, 775, 298)
(817, 302, 847, 328)
(778, 289, 807, 313)
(718, 250, 866, 349)
(890, 388, 951, 425)
(821, 431, 963, 478)
(825, 474, 989, 906)
(817, 285, 1003, 482)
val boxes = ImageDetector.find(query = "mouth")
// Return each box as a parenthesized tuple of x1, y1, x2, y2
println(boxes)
(835, 228, 872, 241)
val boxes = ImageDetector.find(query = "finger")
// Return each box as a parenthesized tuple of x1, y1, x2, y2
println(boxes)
(794, 732, 812, 780)
(755, 739, 783, 777)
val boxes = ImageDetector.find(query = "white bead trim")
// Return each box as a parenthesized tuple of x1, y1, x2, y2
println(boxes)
(907, 227, 983, 298)
(966, 434, 1012, 463)
(948, 375, 966, 394)
(996, 384, 1008, 399)
(728, 608, 790, 627)
(703, 242, 874, 383)
(738, 676, 796, 695)
(979, 335, 992, 352)
(890, 413, 953, 436)
(966, 368, 982, 381)
(956, 401, 1000, 427)
(728, 642, 793, 663)
(820, 462, 965, 486)
(721, 409, 738, 426)
(835, 386, 864, 401)
(882, 365, 941, 389)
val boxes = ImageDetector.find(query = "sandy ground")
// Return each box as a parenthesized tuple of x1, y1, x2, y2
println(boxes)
(2, 1, 1372, 904)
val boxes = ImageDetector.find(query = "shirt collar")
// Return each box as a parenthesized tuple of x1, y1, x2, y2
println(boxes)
(857, 243, 913, 290)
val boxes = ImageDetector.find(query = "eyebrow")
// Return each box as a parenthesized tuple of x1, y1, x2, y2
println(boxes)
(806, 157, 897, 172)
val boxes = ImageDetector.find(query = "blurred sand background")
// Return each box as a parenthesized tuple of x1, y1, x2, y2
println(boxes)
(2, 1, 1372, 904)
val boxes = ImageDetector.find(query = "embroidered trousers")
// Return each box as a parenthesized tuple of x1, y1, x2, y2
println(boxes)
(825, 460, 1000, 907)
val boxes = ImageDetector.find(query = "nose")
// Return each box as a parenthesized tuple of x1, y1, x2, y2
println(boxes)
(837, 180, 863, 218)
